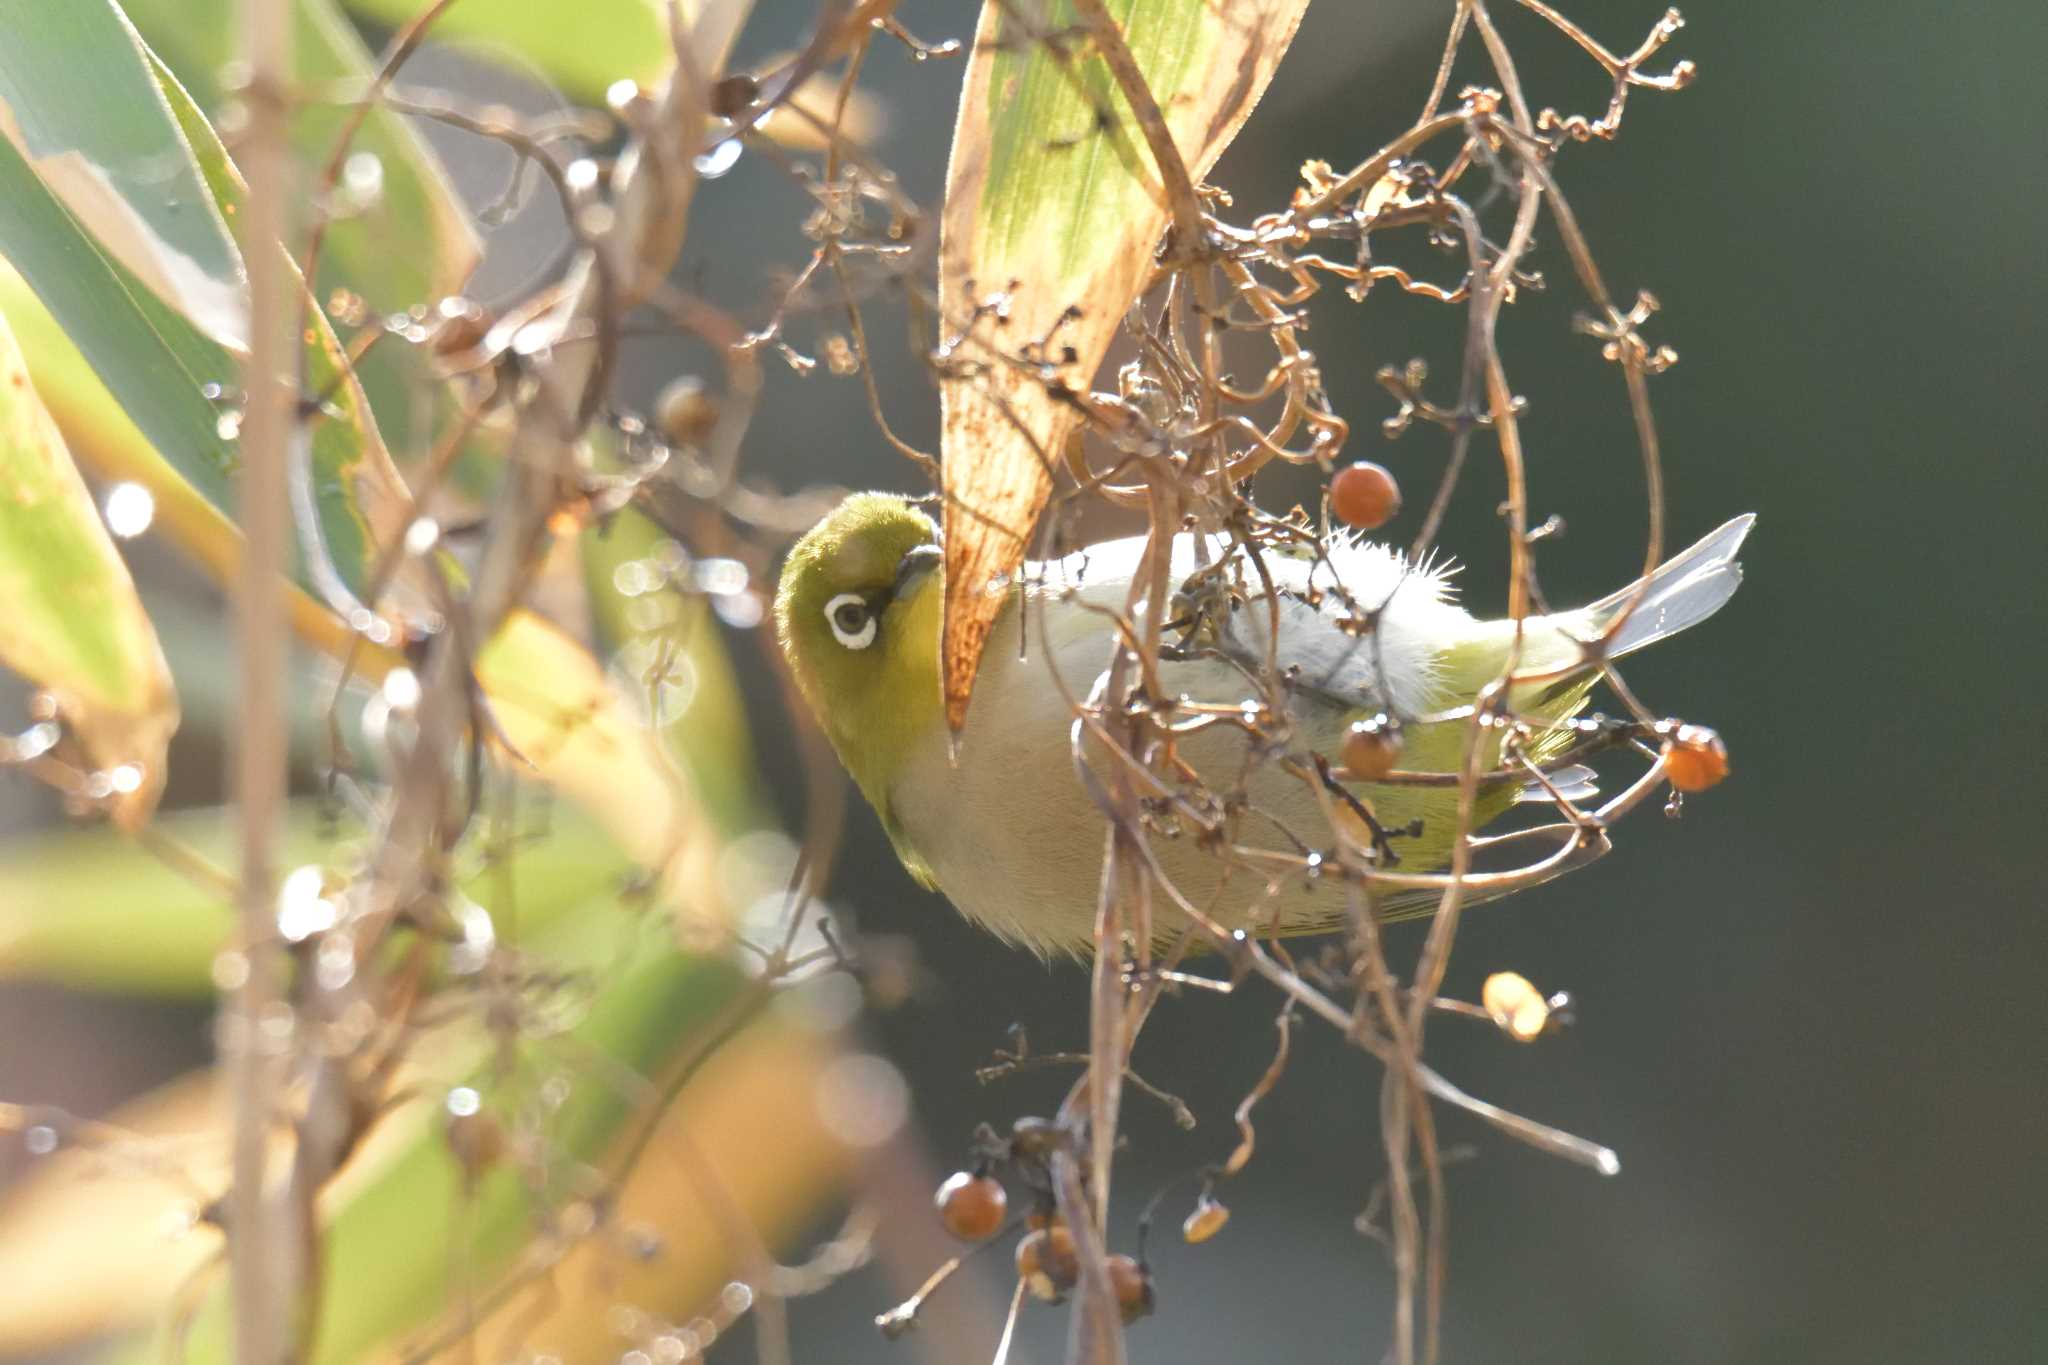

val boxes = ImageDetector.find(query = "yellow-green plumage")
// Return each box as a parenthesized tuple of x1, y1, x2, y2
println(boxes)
(777, 494, 1751, 954)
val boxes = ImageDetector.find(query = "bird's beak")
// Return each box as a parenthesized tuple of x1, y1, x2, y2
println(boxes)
(893, 542, 941, 600)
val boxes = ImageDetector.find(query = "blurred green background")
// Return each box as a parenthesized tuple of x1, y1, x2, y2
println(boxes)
(3, 1, 2043, 1362)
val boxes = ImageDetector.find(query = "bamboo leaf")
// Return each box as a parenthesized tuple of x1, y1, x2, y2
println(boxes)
(339, 0, 751, 107)
(0, 798, 637, 998)
(478, 610, 728, 935)
(0, 308, 176, 826)
(937, 0, 1308, 727)
(0, 261, 395, 671)
(125, 0, 481, 314)
(0, 952, 852, 1361)
(0, 16, 416, 606)
(0, 0, 246, 348)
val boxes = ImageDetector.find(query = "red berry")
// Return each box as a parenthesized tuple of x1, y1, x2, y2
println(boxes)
(934, 1170, 1007, 1241)
(1016, 1224, 1078, 1302)
(1182, 1195, 1230, 1244)
(1106, 1254, 1155, 1323)
(1663, 723, 1729, 792)
(1342, 712, 1403, 781)
(1330, 461, 1401, 530)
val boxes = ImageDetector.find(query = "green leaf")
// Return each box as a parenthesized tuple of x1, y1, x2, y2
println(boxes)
(0, 0, 246, 348)
(0, 259, 395, 670)
(0, 3, 418, 605)
(936, 0, 1307, 725)
(0, 966, 854, 1363)
(339, 0, 753, 107)
(340, 0, 673, 106)
(581, 504, 766, 833)
(0, 127, 244, 523)
(126, 0, 480, 315)
(0, 307, 177, 826)
(0, 798, 641, 997)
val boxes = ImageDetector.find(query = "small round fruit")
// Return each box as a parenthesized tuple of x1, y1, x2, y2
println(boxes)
(1342, 712, 1403, 781)
(1182, 1195, 1230, 1245)
(654, 376, 719, 448)
(1330, 461, 1401, 530)
(934, 1170, 1007, 1242)
(1663, 723, 1729, 792)
(1105, 1254, 1154, 1324)
(1481, 970, 1549, 1042)
(1015, 1225, 1078, 1303)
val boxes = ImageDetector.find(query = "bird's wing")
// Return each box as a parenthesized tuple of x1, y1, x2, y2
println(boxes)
(1579, 513, 1755, 658)
(1208, 538, 1471, 722)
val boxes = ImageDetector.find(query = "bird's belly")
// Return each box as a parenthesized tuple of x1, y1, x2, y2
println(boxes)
(888, 631, 1460, 953)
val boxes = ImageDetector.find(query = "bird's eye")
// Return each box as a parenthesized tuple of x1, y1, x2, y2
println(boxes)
(824, 592, 877, 650)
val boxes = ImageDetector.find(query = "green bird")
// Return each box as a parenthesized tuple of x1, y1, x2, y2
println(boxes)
(775, 493, 1752, 955)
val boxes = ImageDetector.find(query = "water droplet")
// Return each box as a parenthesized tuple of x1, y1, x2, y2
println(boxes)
(23, 1125, 57, 1156)
(814, 1053, 908, 1149)
(315, 935, 356, 991)
(212, 949, 250, 992)
(341, 151, 384, 210)
(215, 410, 242, 441)
(403, 517, 440, 556)
(445, 1086, 481, 1118)
(16, 722, 59, 760)
(450, 899, 495, 975)
(103, 482, 154, 538)
(692, 558, 748, 597)
(719, 1281, 753, 1315)
(276, 864, 335, 942)
(711, 591, 762, 630)
(694, 138, 742, 179)
(109, 764, 142, 795)
(381, 666, 421, 711)
(565, 158, 601, 195)
(612, 559, 655, 597)
(605, 79, 642, 113)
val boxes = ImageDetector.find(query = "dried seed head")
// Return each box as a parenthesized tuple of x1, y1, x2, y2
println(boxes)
(710, 74, 759, 118)
(1330, 460, 1401, 530)
(933, 1170, 1007, 1242)
(1663, 723, 1729, 792)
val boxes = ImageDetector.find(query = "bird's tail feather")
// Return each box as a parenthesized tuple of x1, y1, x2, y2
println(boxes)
(1582, 513, 1755, 658)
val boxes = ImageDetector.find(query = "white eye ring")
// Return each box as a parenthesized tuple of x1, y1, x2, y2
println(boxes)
(824, 593, 877, 650)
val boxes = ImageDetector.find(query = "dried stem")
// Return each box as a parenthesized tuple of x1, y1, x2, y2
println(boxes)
(228, 1, 297, 1360)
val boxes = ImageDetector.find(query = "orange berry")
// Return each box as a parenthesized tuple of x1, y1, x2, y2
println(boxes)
(1330, 461, 1401, 530)
(1663, 723, 1729, 792)
(1105, 1254, 1155, 1323)
(1015, 1225, 1078, 1302)
(1481, 971, 1550, 1042)
(1182, 1195, 1230, 1244)
(1342, 712, 1403, 781)
(655, 376, 719, 448)
(934, 1171, 1007, 1241)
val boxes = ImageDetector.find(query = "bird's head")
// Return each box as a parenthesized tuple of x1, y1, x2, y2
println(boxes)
(775, 493, 945, 803)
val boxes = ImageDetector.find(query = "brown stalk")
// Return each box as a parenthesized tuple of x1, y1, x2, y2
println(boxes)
(228, 0, 298, 1359)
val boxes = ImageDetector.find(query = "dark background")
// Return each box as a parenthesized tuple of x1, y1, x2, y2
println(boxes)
(4, 2, 2044, 1362)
